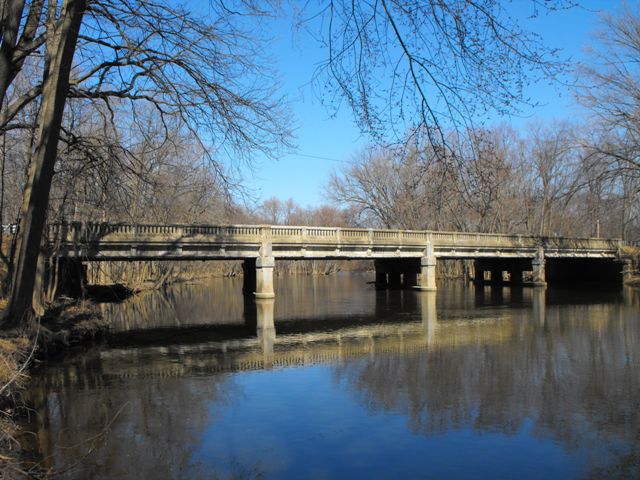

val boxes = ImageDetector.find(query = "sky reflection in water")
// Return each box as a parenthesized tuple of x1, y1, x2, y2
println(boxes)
(22, 275, 640, 479)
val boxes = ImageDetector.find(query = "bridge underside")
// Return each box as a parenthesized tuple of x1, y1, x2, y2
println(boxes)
(54, 253, 627, 302)
(546, 258, 624, 283)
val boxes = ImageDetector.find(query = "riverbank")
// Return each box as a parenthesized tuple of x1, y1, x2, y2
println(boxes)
(0, 328, 36, 478)
(0, 297, 112, 478)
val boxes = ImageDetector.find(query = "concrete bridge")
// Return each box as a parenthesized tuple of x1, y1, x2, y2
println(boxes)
(48, 223, 631, 298)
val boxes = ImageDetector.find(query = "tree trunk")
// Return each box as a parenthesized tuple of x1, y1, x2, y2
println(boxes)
(0, 0, 26, 107)
(3, 0, 86, 327)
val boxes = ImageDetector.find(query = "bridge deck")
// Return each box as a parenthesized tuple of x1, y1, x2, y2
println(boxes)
(48, 223, 622, 261)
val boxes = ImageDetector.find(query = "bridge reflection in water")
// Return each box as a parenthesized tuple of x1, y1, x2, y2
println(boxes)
(21, 277, 640, 479)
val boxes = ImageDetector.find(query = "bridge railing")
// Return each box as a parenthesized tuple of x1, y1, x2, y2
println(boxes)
(47, 222, 624, 252)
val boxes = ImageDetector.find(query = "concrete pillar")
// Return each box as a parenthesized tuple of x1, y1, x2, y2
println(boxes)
(254, 240, 275, 299)
(256, 298, 275, 366)
(255, 255, 275, 299)
(417, 242, 437, 291)
(532, 246, 547, 287)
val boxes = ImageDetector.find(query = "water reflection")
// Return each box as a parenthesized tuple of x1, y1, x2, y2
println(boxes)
(21, 276, 640, 479)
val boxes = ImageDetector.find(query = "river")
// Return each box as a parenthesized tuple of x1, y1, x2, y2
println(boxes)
(19, 274, 640, 479)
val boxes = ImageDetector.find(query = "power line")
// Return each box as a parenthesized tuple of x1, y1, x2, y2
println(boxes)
(293, 152, 351, 163)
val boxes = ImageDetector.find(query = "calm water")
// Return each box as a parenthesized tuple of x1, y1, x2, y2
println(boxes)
(20, 274, 640, 479)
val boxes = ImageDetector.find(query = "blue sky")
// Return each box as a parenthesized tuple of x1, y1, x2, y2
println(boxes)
(240, 1, 618, 208)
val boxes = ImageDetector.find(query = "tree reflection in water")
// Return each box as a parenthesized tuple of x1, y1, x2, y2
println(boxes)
(20, 277, 640, 479)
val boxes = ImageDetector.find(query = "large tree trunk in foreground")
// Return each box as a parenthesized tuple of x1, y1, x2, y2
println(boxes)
(4, 0, 86, 328)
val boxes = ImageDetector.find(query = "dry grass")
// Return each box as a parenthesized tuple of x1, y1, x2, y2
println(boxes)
(0, 333, 34, 479)
(0, 336, 30, 394)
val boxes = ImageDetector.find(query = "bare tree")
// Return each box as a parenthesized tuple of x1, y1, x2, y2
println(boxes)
(305, 0, 572, 148)
(327, 143, 456, 229)
(7, 0, 87, 326)
(2, 0, 293, 326)
(577, 2, 640, 172)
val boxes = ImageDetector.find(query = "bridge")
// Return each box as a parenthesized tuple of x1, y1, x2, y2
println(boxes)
(48, 223, 632, 298)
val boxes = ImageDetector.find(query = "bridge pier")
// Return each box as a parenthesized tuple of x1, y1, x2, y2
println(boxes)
(243, 256, 275, 299)
(255, 256, 275, 299)
(416, 247, 437, 291)
(532, 247, 547, 287)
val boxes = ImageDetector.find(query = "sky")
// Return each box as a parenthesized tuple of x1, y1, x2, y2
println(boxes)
(237, 1, 619, 209)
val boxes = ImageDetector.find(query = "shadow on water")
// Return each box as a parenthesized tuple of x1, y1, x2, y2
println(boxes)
(19, 275, 640, 479)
